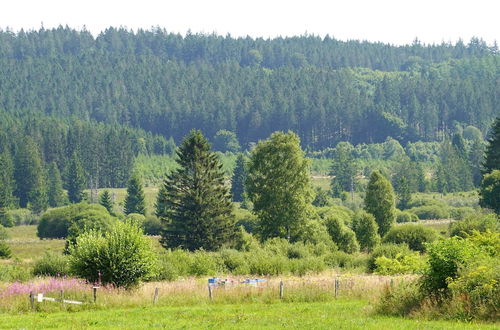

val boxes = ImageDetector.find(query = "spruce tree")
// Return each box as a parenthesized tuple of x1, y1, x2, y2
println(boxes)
(479, 170, 500, 215)
(396, 177, 411, 210)
(47, 162, 67, 207)
(99, 189, 114, 214)
(329, 142, 357, 195)
(364, 170, 396, 236)
(0, 151, 15, 209)
(231, 154, 246, 203)
(124, 174, 146, 215)
(66, 153, 86, 203)
(483, 116, 500, 175)
(14, 137, 48, 212)
(158, 130, 234, 251)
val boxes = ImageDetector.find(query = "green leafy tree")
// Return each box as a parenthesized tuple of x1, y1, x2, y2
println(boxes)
(324, 215, 360, 253)
(14, 137, 48, 213)
(69, 220, 157, 288)
(124, 174, 146, 215)
(66, 153, 86, 203)
(213, 130, 240, 153)
(158, 130, 234, 251)
(483, 116, 500, 175)
(352, 211, 380, 252)
(231, 154, 246, 203)
(330, 142, 357, 195)
(99, 190, 114, 214)
(47, 162, 68, 207)
(364, 170, 396, 236)
(479, 170, 500, 214)
(246, 131, 314, 240)
(396, 176, 411, 210)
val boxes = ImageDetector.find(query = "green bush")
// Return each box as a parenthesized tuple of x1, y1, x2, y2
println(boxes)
(8, 209, 38, 225)
(352, 211, 380, 252)
(287, 242, 311, 259)
(69, 220, 158, 288)
(374, 253, 426, 275)
(450, 214, 499, 238)
(408, 205, 450, 220)
(124, 213, 146, 227)
(0, 262, 32, 281)
(0, 240, 11, 259)
(324, 251, 369, 270)
(368, 243, 412, 272)
(190, 251, 221, 276)
(0, 212, 14, 227)
(449, 206, 475, 220)
(33, 252, 71, 277)
(395, 210, 419, 223)
(0, 224, 8, 240)
(383, 224, 438, 252)
(220, 249, 250, 274)
(376, 280, 423, 316)
(143, 216, 162, 235)
(289, 256, 326, 276)
(324, 216, 359, 253)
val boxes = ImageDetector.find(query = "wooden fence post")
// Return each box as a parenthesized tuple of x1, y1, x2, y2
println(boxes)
(153, 287, 159, 304)
(93, 286, 98, 303)
(60, 290, 64, 306)
(29, 291, 34, 310)
(334, 277, 340, 298)
(279, 281, 284, 299)
(208, 284, 213, 300)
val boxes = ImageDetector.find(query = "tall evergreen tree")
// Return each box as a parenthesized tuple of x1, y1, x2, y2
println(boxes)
(483, 116, 500, 175)
(396, 176, 411, 210)
(14, 137, 48, 212)
(158, 130, 234, 251)
(66, 153, 86, 203)
(0, 151, 16, 209)
(47, 162, 67, 207)
(330, 142, 357, 195)
(231, 154, 246, 203)
(364, 170, 396, 236)
(99, 190, 114, 214)
(124, 174, 146, 216)
(246, 131, 314, 240)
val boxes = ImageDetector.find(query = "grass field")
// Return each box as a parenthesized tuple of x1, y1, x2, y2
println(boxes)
(0, 299, 496, 329)
(4, 225, 65, 261)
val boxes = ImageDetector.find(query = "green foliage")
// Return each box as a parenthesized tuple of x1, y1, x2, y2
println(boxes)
(32, 252, 71, 277)
(312, 187, 332, 207)
(368, 243, 412, 272)
(0, 151, 15, 209)
(449, 213, 499, 238)
(124, 174, 146, 215)
(324, 216, 359, 253)
(483, 116, 500, 175)
(352, 211, 380, 252)
(395, 209, 419, 223)
(383, 224, 438, 252)
(230, 154, 246, 203)
(70, 220, 158, 288)
(408, 205, 450, 220)
(99, 189, 114, 214)
(365, 170, 396, 236)
(65, 153, 86, 204)
(7, 208, 38, 226)
(0, 209, 14, 227)
(212, 130, 240, 153)
(47, 162, 67, 207)
(329, 142, 357, 193)
(0, 241, 11, 259)
(37, 203, 114, 239)
(0, 224, 8, 240)
(159, 130, 234, 251)
(374, 253, 426, 275)
(246, 131, 314, 240)
(143, 216, 162, 235)
(479, 170, 500, 214)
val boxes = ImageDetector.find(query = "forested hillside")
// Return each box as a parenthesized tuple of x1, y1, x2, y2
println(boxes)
(0, 28, 498, 149)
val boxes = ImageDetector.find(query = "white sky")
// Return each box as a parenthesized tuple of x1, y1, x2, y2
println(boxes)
(1, 0, 498, 45)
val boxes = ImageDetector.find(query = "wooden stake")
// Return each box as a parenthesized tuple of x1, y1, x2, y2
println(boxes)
(208, 284, 213, 300)
(29, 291, 34, 310)
(279, 281, 284, 299)
(153, 287, 159, 304)
(93, 286, 98, 303)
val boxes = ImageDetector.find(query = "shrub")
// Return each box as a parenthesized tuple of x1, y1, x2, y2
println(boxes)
(143, 216, 162, 235)
(69, 220, 158, 288)
(368, 243, 412, 272)
(374, 253, 426, 275)
(289, 256, 326, 276)
(0, 240, 11, 259)
(376, 280, 423, 316)
(450, 214, 499, 238)
(395, 210, 419, 223)
(8, 209, 38, 225)
(124, 213, 146, 227)
(220, 249, 249, 274)
(0, 224, 8, 240)
(449, 207, 475, 220)
(383, 224, 438, 252)
(324, 216, 359, 253)
(324, 251, 369, 270)
(352, 211, 380, 252)
(189, 251, 221, 276)
(408, 205, 450, 220)
(0, 262, 32, 282)
(0, 212, 14, 227)
(287, 242, 311, 259)
(33, 252, 71, 277)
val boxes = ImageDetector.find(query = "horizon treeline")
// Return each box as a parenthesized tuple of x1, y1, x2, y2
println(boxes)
(0, 27, 498, 149)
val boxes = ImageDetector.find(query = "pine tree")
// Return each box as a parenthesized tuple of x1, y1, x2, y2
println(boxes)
(483, 116, 500, 175)
(330, 142, 357, 195)
(124, 174, 146, 215)
(158, 130, 234, 251)
(246, 131, 314, 240)
(47, 162, 67, 207)
(0, 151, 15, 209)
(14, 137, 48, 212)
(396, 177, 411, 210)
(479, 170, 500, 214)
(231, 154, 246, 203)
(364, 170, 396, 237)
(99, 190, 114, 214)
(66, 153, 86, 203)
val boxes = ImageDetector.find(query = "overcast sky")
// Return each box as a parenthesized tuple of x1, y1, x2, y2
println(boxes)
(1, 0, 498, 45)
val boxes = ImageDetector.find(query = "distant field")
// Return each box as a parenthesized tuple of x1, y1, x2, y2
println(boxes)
(0, 300, 495, 329)
(4, 225, 64, 261)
